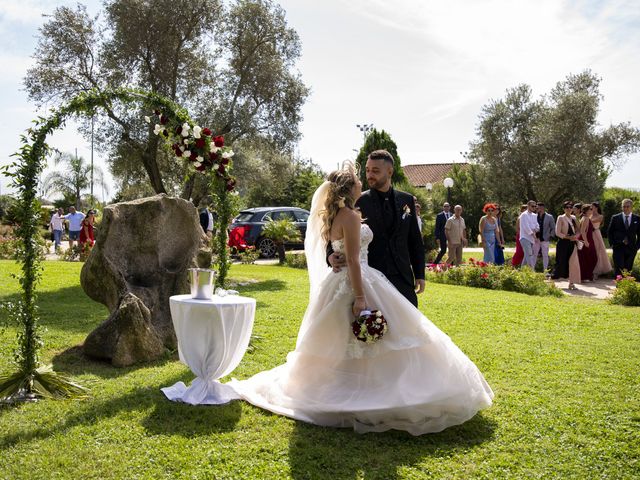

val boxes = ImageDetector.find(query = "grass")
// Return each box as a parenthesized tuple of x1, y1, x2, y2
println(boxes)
(0, 260, 639, 479)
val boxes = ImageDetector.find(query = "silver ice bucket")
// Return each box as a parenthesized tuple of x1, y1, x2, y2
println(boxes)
(189, 268, 216, 300)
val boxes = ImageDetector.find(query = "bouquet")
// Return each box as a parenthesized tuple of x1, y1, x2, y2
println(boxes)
(352, 310, 388, 343)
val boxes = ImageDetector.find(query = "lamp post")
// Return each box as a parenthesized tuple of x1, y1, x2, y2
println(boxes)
(356, 123, 374, 140)
(425, 182, 433, 211)
(443, 177, 454, 204)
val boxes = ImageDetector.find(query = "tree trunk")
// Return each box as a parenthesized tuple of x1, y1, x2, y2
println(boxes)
(141, 136, 166, 194)
(181, 174, 195, 202)
(277, 243, 286, 265)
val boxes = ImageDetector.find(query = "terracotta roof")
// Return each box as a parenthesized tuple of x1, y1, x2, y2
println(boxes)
(402, 163, 468, 188)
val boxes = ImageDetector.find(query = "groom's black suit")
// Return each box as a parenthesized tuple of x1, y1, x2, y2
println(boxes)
(355, 188, 425, 307)
(607, 212, 640, 276)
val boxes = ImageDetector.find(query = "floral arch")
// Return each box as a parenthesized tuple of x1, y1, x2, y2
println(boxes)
(1, 88, 235, 402)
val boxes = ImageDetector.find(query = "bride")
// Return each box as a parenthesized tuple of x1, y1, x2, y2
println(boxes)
(230, 163, 494, 435)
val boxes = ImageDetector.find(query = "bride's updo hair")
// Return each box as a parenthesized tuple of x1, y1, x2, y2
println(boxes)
(322, 161, 360, 243)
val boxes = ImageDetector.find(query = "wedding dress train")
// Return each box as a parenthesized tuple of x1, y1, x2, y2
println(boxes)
(230, 224, 493, 435)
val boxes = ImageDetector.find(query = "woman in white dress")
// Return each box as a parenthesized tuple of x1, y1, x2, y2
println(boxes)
(230, 163, 494, 435)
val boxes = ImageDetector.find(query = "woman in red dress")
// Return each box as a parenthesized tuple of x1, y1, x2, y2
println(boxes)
(577, 204, 598, 282)
(78, 210, 96, 247)
(511, 205, 527, 266)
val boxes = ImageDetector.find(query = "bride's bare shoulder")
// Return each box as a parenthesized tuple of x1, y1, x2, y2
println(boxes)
(331, 208, 360, 235)
(335, 207, 360, 222)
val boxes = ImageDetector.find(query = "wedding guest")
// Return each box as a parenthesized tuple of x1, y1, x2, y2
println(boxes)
(493, 205, 505, 265)
(78, 210, 95, 247)
(434, 202, 451, 263)
(519, 200, 540, 268)
(479, 203, 500, 264)
(577, 204, 597, 282)
(532, 202, 555, 272)
(64, 206, 85, 249)
(552, 201, 581, 290)
(445, 204, 467, 266)
(607, 198, 640, 276)
(572, 202, 582, 218)
(511, 205, 527, 266)
(413, 196, 423, 233)
(49, 207, 65, 251)
(590, 201, 612, 278)
(199, 202, 214, 238)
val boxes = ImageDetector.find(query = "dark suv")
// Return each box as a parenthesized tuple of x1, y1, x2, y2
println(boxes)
(228, 207, 310, 258)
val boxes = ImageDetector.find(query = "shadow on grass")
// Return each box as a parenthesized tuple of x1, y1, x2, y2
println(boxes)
(0, 278, 287, 336)
(0, 372, 242, 450)
(0, 285, 108, 335)
(288, 413, 496, 480)
(50, 345, 179, 379)
(234, 279, 287, 295)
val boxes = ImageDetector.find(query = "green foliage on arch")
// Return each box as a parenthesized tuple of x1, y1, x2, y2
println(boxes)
(0, 88, 235, 402)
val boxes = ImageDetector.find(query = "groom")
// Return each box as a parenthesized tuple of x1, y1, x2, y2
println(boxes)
(330, 150, 425, 307)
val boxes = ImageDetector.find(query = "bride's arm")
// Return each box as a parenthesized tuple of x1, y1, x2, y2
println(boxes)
(342, 210, 366, 316)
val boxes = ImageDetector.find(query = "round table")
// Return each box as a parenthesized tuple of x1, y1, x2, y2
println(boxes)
(161, 294, 256, 405)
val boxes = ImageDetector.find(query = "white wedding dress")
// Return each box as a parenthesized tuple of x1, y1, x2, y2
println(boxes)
(230, 223, 494, 435)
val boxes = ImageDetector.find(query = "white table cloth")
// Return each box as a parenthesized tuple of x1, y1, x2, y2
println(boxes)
(161, 294, 256, 405)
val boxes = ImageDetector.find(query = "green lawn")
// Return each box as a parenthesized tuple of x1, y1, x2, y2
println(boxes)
(0, 260, 638, 479)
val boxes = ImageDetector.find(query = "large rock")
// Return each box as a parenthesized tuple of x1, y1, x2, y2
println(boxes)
(81, 194, 208, 366)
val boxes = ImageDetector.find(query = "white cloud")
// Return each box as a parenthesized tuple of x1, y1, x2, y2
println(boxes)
(0, 1, 45, 25)
(287, 0, 640, 186)
(0, 53, 35, 81)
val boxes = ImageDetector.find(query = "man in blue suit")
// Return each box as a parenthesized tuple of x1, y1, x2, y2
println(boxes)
(434, 202, 451, 264)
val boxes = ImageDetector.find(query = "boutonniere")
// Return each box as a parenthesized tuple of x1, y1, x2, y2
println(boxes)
(402, 204, 411, 220)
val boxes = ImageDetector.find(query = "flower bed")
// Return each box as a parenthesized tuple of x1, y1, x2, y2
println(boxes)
(426, 258, 563, 297)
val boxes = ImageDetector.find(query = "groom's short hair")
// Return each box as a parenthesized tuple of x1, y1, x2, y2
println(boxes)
(368, 149, 394, 165)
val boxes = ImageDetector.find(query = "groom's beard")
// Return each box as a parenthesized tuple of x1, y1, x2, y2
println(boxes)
(368, 178, 389, 191)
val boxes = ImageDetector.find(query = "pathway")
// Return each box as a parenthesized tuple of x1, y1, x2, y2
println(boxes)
(550, 278, 616, 300)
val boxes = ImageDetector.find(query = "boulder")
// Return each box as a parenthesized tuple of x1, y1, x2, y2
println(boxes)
(81, 194, 208, 366)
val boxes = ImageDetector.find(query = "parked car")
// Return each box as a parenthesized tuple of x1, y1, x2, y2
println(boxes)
(228, 207, 310, 258)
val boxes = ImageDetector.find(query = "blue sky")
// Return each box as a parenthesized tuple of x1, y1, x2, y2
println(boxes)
(1, 0, 639, 200)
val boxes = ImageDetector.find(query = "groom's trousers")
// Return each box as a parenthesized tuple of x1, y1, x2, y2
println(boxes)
(386, 274, 418, 308)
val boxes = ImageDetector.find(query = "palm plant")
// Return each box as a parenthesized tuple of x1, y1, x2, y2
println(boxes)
(261, 218, 301, 264)
(41, 152, 108, 208)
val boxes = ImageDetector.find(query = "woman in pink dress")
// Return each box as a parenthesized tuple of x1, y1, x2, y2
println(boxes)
(552, 201, 581, 289)
(577, 204, 598, 282)
(590, 201, 612, 278)
(511, 205, 527, 266)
